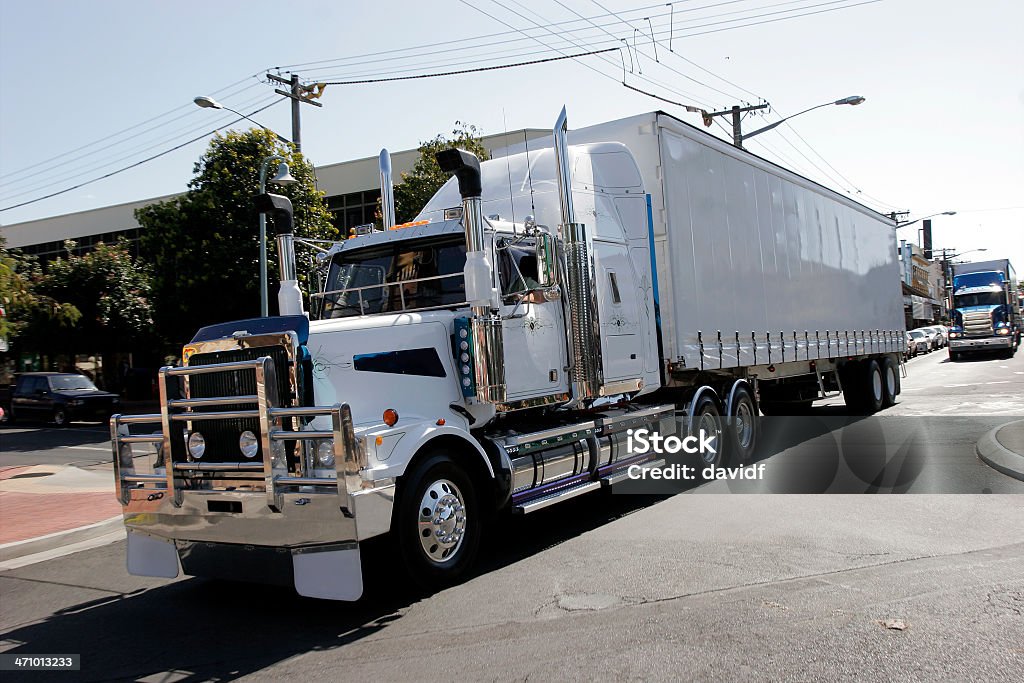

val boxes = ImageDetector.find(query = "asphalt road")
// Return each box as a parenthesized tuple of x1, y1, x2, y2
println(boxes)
(1, 347, 1023, 681)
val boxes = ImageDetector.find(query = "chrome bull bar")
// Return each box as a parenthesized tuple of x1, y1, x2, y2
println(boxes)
(111, 356, 363, 515)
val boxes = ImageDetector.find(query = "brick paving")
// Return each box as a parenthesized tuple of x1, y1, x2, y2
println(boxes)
(0, 490, 121, 544)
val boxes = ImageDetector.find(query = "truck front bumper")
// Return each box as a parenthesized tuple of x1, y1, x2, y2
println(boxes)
(111, 358, 395, 601)
(950, 336, 1012, 351)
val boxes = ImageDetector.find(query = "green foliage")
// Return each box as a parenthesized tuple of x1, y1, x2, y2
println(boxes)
(391, 122, 490, 224)
(136, 129, 336, 346)
(26, 240, 151, 354)
(0, 237, 80, 342)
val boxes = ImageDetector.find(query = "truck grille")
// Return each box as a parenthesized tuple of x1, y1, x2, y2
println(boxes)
(962, 310, 994, 337)
(185, 346, 294, 463)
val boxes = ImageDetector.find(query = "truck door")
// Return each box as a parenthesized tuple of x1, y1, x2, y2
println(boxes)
(495, 236, 570, 403)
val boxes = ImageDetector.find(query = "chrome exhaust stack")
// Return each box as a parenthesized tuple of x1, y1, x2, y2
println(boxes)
(553, 107, 602, 403)
(254, 192, 304, 316)
(436, 148, 506, 404)
(379, 148, 395, 230)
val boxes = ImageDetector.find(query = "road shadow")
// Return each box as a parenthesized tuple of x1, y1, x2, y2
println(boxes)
(0, 423, 112, 454)
(0, 490, 671, 683)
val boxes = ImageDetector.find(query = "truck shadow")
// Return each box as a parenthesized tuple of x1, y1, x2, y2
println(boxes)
(0, 423, 112, 454)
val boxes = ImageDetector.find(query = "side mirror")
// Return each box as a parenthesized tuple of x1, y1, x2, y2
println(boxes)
(535, 231, 559, 289)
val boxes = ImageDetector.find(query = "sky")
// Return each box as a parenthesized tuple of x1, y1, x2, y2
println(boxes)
(1, 0, 1021, 267)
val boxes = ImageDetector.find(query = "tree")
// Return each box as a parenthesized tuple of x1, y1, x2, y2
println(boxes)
(390, 122, 490, 224)
(136, 129, 336, 346)
(0, 236, 79, 344)
(31, 240, 153, 356)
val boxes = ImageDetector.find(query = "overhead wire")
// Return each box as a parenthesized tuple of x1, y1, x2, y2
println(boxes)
(0, 99, 286, 213)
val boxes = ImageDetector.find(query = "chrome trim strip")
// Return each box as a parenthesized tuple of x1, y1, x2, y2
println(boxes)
(168, 396, 258, 409)
(255, 356, 280, 509)
(502, 421, 597, 448)
(174, 462, 264, 472)
(171, 410, 259, 422)
(272, 429, 333, 440)
(119, 434, 164, 444)
(167, 358, 263, 376)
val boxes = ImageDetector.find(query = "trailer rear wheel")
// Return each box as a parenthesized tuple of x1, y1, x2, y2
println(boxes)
(396, 450, 481, 591)
(726, 386, 758, 464)
(856, 359, 885, 413)
(882, 357, 899, 407)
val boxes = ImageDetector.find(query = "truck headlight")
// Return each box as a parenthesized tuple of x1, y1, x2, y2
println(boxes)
(949, 331, 960, 339)
(317, 440, 335, 468)
(239, 430, 259, 459)
(996, 328, 1010, 335)
(187, 431, 206, 459)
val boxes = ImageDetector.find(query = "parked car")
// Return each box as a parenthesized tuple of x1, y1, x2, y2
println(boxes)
(907, 330, 930, 356)
(904, 332, 918, 360)
(9, 372, 120, 426)
(921, 325, 947, 348)
(914, 327, 941, 350)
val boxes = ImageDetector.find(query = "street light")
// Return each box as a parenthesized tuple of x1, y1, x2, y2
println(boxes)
(258, 156, 297, 316)
(193, 96, 291, 145)
(895, 210, 957, 228)
(736, 95, 865, 147)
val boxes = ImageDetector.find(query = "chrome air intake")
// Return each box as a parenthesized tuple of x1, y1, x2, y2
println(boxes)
(553, 107, 602, 402)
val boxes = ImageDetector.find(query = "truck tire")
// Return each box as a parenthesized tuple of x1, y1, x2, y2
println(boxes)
(726, 386, 758, 464)
(860, 359, 885, 413)
(395, 450, 481, 591)
(840, 361, 863, 412)
(689, 392, 726, 469)
(882, 356, 899, 407)
(948, 349, 960, 361)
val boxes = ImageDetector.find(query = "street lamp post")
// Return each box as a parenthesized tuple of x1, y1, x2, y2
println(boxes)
(894, 210, 957, 229)
(705, 95, 865, 149)
(193, 96, 291, 145)
(258, 157, 297, 316)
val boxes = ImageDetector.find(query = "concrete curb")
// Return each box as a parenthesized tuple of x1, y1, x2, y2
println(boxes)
(976, 419, 1024, 482)
(0, 515, 124, 563)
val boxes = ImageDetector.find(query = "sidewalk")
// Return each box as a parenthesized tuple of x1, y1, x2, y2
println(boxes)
(0, 463, 124, 566)
(976, 419, 1024, 482)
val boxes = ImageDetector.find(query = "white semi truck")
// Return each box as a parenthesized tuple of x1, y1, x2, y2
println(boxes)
(112, 109, 905, 600)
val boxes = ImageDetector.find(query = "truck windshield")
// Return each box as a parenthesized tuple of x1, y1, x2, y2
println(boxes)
(955, 292, 1003, 308)
(317, 238, 467, 319)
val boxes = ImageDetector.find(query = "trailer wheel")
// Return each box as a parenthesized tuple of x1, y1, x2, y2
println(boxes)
(881, 357, 899, 407)
(726, 386, 758, 464)
(396, 450, 481, 590)
(857, 359, 885, 413)
(690, 392, 726, 468)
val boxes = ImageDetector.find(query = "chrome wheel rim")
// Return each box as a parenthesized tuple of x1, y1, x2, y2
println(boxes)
(871, 367, 883, 403)
(417, 478, 467, 564)
(734, 400, 754, 450)
(54, 411, 66, 426)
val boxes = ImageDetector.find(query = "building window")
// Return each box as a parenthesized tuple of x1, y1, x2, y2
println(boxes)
(326, 189, 382, 233)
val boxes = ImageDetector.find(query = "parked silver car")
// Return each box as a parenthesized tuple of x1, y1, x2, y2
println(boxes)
(907, 330, 930, 356)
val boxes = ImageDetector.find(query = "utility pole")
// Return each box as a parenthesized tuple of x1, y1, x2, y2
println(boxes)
(702, 103, 769, 149)
(266, 73, 325, 153)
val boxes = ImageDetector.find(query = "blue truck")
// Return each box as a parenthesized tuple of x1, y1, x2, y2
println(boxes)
(948, 258, 1021, 359)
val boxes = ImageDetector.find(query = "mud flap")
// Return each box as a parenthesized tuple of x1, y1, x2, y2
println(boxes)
(126, 531, 180, 578)
(292, 544, 363, 601)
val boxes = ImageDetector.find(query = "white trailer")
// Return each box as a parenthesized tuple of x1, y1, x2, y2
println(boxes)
(111, 109, 905, 600)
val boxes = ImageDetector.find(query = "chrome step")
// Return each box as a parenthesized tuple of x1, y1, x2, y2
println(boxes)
(601, 458, 666, 487)
(513, 480, 602, 514)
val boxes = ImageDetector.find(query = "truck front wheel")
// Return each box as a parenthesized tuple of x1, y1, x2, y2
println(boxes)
(396, 451, 481, 591)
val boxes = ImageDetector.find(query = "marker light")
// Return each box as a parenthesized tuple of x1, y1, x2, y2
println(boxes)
(383, 409, 399, 427)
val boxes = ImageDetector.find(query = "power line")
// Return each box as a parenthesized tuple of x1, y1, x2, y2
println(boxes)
(0, 100, 285, 213)
(319, 47, 619, 85)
